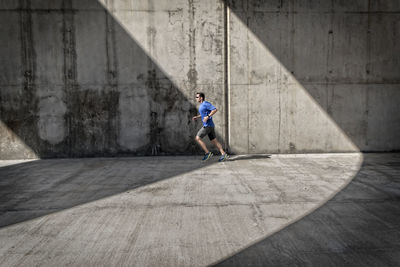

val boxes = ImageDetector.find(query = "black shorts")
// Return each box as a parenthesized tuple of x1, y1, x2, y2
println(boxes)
(196, 126, 216, 140)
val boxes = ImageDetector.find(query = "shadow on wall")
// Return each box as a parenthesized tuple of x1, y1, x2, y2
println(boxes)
(225, 0, 400, 152)
(213, 153, 400, 266)
(0, 0, 225, 159)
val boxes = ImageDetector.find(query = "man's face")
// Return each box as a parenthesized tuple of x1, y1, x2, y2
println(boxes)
(195, 94, 202, 103)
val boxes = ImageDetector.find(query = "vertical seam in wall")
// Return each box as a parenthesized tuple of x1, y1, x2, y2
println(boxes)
(105, 2, 110, 150)
(365, 0, 371, 148)
(62, 0, 77, 156)
(62, 0, 69, 156)
(278, 66, 281, 153)
(277, 5, 282, 153)
(105, 0, 119, 152)
(246, 1, 250, 153)
(290, 0, 294, 149)
(111, 0, 120, 152)
(278, 24, 281, 152)
(20, 0, 38, 156)
(326, 0, 334, 152)
(105, 8, 111, 85)
(224, 1, 230, 152)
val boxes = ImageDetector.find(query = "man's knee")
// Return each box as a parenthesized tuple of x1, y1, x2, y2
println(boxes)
(195, 136, 201, 141)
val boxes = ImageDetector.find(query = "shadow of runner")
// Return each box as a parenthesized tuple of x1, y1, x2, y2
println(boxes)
(0, 156, 214, 228)
(228, 154, 271, 161)
(213, 153, 400, 266)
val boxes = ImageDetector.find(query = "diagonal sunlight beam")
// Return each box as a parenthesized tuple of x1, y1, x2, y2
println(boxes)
(227, 6, 359, 153)
(0, 121, 38, 158)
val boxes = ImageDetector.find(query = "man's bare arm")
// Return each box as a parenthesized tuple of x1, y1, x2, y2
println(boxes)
(192, 114, 201, 121)
(203, 108, 218, 122)
(208, 108, 218, 117)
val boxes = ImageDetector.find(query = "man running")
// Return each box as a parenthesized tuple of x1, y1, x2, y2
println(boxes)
(192, 92, 229, 162)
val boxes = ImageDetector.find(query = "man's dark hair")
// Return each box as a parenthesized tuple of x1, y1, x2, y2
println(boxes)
(197, 92, 205, 100)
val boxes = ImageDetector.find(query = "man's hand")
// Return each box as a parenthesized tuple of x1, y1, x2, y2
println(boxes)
(192, 116, 199, 121)
(203, 116, 209, 123)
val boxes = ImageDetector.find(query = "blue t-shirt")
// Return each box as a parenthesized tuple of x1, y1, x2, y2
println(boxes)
(199, 101, 216, 127)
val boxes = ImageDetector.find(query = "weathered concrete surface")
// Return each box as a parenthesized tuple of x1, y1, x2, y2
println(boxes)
(0, 153, 365, 266)
(216, 153, 400, 266)
(228, 0, 400, 154)
(0, 0, 225, 159)
(1, 0, 400, 159)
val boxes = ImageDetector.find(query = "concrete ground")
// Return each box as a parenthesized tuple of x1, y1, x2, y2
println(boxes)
(0, 153, 399, 266)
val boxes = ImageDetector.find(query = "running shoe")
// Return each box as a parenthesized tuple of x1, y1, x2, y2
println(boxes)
(218, 153, 229, 162)
(202, 152, 213, 161)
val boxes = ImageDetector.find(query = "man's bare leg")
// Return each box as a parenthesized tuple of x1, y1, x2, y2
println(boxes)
(211, 138, 225, 155)
(195, 136, 209, 153)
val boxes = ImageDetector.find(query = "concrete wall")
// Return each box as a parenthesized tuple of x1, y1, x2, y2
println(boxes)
(228, 0, 400, 154)
(0, 0, 399, 159)
(0, 0, 226, 159)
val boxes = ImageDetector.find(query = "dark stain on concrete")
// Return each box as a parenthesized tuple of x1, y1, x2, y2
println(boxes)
(67, 89, 120, 157)
(17, 0, 39, 153)
(187, 0, 198, 90)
